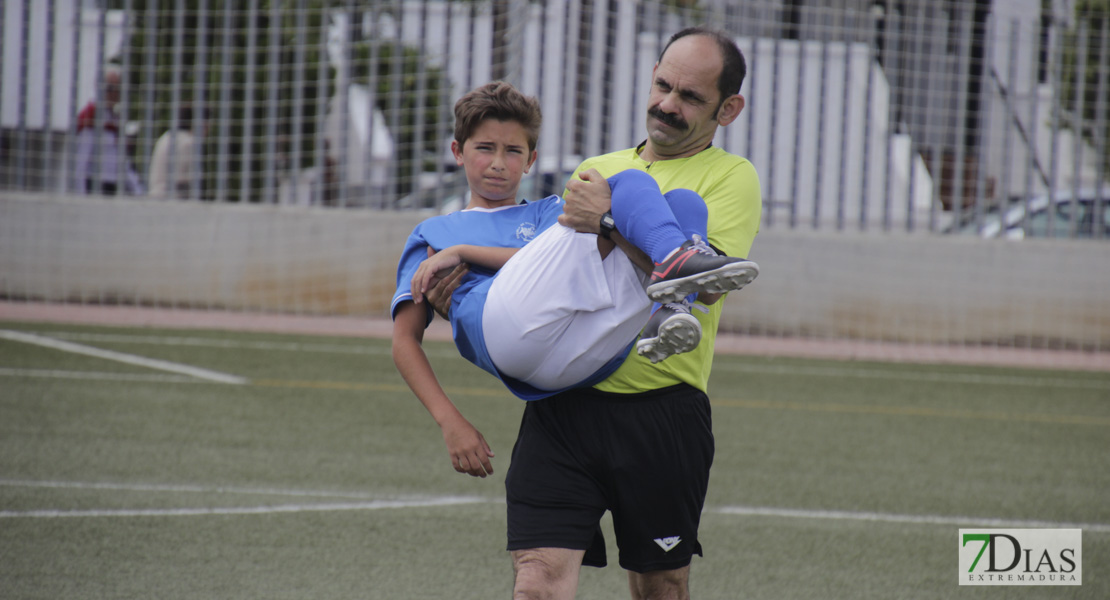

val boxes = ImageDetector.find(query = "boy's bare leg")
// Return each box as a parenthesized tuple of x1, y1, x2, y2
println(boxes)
(512, 548, 584, 600)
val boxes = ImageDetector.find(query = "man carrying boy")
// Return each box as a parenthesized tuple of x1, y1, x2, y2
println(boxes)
(510, 28, 761, 600)
(427, 28, 762, 599)
(391, 81, 757, 479)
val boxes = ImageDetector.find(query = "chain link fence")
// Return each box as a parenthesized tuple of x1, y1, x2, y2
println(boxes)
(2, 0, 1106, 237)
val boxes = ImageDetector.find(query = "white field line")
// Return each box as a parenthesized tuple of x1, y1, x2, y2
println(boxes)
(13, 330, 1110, 390)
(43, 332, 384, 354)
(2, 479, 1107, 532)
(0, 478, 492, 518)
(712, 506, 1110, 533)
(0, 368, 204, 384)
(28, 330, 461, 359)
(0, 330, 247, 384)
(0, 498, 489, 519)
(0, 478, 434, 500)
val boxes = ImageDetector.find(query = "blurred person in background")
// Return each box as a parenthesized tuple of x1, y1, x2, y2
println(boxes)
(149, 104, 208, 199)
(72, 65, 144, 196)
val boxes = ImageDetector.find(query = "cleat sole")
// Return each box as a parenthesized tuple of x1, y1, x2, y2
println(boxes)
(636, 313, 701, 364)
(646, 262, 759, 304)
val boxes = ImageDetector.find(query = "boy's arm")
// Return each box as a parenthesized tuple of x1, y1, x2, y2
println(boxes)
(433, 244, 519, 271)
(391, 301, 495, 477)
(424, 263, 467, 320)
(411, 245, 518, 304)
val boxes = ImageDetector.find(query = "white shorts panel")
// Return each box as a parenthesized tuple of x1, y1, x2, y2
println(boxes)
(483, 225, 652, 390)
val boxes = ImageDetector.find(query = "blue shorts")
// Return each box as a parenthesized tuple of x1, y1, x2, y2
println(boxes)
(504, 383, 715, 572)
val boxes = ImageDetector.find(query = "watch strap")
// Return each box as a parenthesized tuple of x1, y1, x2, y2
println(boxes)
(599, 211, 615, 239)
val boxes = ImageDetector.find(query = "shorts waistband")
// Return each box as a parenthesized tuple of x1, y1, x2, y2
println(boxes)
(544, 382, 702, 404)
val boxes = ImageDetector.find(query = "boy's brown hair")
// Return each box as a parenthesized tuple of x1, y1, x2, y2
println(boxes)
(453, 81, 542, 151)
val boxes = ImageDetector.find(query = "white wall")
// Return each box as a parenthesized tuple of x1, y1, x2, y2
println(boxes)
(3, 193, 1107, 349)
(1, 0, 126, 130)
(0, 194, 422, 315)
(729, 228, 1110, 348)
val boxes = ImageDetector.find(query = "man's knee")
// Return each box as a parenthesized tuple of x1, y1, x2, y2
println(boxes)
(627, 566, 691, 600)
(512, 548, 583, 600)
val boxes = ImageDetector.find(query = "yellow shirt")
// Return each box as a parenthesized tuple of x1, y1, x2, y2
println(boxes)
(567, 144, 762, 394)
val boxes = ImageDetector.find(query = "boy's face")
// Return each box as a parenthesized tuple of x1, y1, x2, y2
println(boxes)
(452, 119, 537, 208)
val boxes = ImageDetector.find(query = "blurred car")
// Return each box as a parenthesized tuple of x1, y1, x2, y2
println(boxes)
(961, 187, 1110, 240)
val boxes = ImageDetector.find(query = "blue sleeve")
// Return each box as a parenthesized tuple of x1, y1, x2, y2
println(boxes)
(390, 228, 435, 326)
(536, 194, 565, 230)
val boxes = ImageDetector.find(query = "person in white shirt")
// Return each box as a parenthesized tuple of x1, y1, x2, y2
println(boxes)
(72, 66, 144, 195)
(149, 104, 207, 199)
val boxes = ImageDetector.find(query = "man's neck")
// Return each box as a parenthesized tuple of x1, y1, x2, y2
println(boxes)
(638, 140, 713, 163)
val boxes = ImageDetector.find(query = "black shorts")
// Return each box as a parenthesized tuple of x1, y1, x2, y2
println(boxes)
(505, 383, 714, 573)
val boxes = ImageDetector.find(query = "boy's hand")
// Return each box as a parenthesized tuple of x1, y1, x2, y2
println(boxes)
(421, 248, 466, 319)
(412, 248, 463, 305)
(441, 414, 495, 478)
(559, 168, 612, 233)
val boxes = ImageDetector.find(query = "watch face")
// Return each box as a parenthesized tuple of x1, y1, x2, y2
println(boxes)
(600, 212, 615, 238)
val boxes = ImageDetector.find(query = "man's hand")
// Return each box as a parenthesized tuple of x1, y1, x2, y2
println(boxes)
(423, 247, 466, 320)
(558, 168, 612, 233)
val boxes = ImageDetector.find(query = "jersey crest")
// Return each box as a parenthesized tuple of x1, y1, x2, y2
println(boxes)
(516, 221, 539, 242)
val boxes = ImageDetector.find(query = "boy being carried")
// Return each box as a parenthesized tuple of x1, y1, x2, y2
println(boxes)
(391, 81, 757, 476)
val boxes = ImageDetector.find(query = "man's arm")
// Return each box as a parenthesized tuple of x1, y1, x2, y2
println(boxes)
(392, 301, 494, 477)
(559, 169, 654, 273)
(558, 168, 611, 233)
(561, 168, 721, 301)
(610, 232, 653, 275)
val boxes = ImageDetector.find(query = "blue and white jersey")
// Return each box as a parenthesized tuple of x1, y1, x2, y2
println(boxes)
(391, 196, 564, 391)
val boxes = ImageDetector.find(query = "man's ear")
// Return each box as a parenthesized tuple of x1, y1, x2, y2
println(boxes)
(524, 149, 538, 174)
(716, 94, 745, 127)
(451, 139, 464, 166)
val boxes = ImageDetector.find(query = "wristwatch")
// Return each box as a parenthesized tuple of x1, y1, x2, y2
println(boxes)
(599, 211, 616, 239)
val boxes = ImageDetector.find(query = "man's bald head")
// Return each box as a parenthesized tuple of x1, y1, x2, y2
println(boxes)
(657, 27, 746, 106)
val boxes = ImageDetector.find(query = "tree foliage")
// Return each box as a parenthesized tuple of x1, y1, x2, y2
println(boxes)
(118, 1, 452, 203)
(1060, 0, 1110, 179)
(121, 1, 335, 203)
(349, 30, 452, 199)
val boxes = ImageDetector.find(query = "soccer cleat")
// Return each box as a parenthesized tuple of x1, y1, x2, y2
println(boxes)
(636, 301, 704, 364)
(645, 235, 760, 304)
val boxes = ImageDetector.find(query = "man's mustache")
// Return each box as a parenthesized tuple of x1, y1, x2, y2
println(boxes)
(648, 107, 686, 130)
